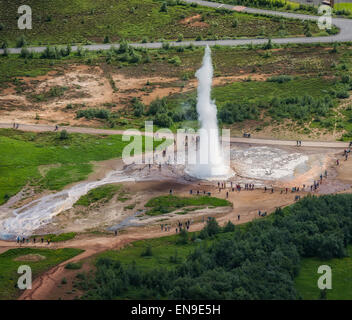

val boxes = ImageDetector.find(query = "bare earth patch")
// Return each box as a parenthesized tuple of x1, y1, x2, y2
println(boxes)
(14, 254, 46, 262)
(179, 14, 209, 28)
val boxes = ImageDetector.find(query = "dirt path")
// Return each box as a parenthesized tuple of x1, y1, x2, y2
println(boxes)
(0, 122, 349, 148)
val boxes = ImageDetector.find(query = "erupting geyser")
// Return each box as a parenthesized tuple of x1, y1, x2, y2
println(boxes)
(186, 46, 234, 180)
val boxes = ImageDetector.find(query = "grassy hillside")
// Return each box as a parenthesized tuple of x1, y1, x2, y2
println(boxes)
(295, 246, 352, 300)
(0, 0, 321, 46)
(0, 247, 83, 299)
(0, 129, 156, 205)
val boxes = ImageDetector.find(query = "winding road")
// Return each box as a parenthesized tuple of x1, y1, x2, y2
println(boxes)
(1, 0, 352, 55)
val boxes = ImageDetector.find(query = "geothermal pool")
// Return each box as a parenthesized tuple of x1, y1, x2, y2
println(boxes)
(231, 146, 320, 181)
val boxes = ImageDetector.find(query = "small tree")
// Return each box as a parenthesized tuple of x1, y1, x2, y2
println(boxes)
(160, 2, 168, 12)
(104, 35, 111, 44)
(263, 37, 273, 50)
(232, 18, 238, 28)
(16, 35, 27, 48)
(59, 130, 69, 140)
(223, 221, 235, 233)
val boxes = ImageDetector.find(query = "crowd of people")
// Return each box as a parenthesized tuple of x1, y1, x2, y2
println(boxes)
(16, 236, 51, 245)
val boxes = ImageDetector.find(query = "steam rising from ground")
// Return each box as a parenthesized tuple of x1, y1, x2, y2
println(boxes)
(186, 46, 233, 180)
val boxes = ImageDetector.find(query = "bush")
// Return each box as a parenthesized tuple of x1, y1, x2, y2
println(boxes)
(178, 229, 188, 244)
(59, 130, 69, 140)
(162, 42, 170, 50)
(263, 37, 273, 50)
(20, 47, 33, 59)
(168, 56, 181, 66)
(336, 90, 349, 99)
(160, 2, 168, 12)
(132, 100, 145, 117)
(223, 221, 235, 233)
(16, 35, 27, 48)
(141, 245, 153, 257)
(65, 262, 82, 270)
(232, 18, 238, 28)
(76, 108, 111, 120)
(2, 48, 9, 57)
(104, 36, 111, 44)
(147, 98, 167, 115)
(154, 113, 173, 127)
(266, 75, 293, 83)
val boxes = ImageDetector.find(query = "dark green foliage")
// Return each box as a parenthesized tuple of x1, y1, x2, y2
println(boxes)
(199, 217, 221, 239)
(268, 95, 335, 121)
(178, 229, 189, 245)
(65, 262, 82, 270)
(59, 130, 69, 140)
(131, 99, 145, 117)
(263, 37, 273, 50)
(154, 113, 173, 127)
(16, 35, 27, 48)
(80, 194, 352, 300)
(104, 36, 111, 44)
(141, 245, 153, 257)
(40, 45, 71, 59)
(223, 220, 235, 233)
(20, 47, 33, 59)
(218, 102, 259, 124)
(76, 108, 111, 120)
(160, 2, 168, 12)
(266, 75, 293, 83)
(147, 98, 167, 115)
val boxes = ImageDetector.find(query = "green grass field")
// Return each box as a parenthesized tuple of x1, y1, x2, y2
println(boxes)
(74, 184, 121, 206)
(0, 129, 155, 205)
(295, 246, 352, 300)
(0, 247, 83, 299)
(335, 3, 352, 14)
(145, 194, 232, 216)
(212, 77, 332, 105)
(0, 0, 320, 46)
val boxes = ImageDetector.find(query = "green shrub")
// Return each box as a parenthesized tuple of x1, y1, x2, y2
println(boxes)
(65, 262, 82, 270)
(76, 108, 111, 120)
(141, 245, 153, 257)
(160, 2, 168, 12)
(16, 35, 27, 48)
(59, 130, 69, 140)
(266, 75, 293, 83)
(154, 113, 173, 127)
(168, 56, 181, 66)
